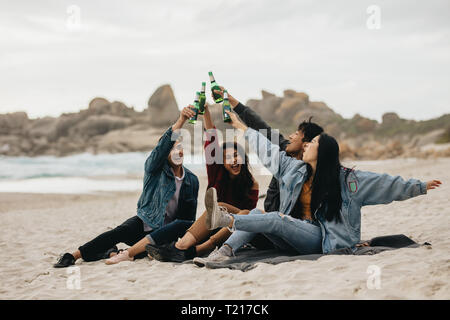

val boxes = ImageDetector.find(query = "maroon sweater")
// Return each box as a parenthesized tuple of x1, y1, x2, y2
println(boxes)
(204, 128, 258, 210)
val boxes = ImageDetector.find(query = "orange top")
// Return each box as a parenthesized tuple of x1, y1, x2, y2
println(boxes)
(298, 177, 313, 221)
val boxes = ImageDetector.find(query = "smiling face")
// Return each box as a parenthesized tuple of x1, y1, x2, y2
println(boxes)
(168, 141, 184, 166)
(285, 130, 307, 158)
(302, 135, 320, 164)
(223, 147, 243, 178)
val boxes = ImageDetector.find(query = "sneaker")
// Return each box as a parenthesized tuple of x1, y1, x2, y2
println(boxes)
(193, 246, 233, 268)
(146, 244, 165, 261)
(205, 187, 232, 230)
(54, 253, 75, 268)
(105, 250, 133, 265)
(146, 242, 196, 263)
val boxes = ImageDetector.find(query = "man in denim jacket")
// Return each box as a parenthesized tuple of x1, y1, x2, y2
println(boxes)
(54, 107, 199, 268)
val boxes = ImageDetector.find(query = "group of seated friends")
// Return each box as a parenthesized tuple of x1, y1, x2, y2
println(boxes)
(54, 86, 441, 268)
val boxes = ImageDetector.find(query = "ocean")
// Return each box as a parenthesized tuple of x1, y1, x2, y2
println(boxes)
(0, 152, 270, 194)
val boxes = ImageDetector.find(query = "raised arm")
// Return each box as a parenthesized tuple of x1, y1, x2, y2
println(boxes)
(202, 103, 215, 130)
(225, 110, 300, 180)
(212, 87, 289, 150)
(144, 106, 195, 174)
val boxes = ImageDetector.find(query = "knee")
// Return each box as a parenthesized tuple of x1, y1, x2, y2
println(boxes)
(249, 208, 264, 216)
(265, 212, 284, 227)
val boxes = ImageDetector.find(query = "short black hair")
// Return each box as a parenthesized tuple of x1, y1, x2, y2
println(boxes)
(297, 117, 324, 142)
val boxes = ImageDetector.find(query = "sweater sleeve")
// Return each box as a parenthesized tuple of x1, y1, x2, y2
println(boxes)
(204, 127, 222, 188)
(144, 127, 180, 174)
(247, 189, 259, 210)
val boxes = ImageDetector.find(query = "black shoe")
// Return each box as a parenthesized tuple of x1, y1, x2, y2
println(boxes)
(146, 244, 166, 262)
(54, 253, 75, 268)
(146, 242, 196, 263)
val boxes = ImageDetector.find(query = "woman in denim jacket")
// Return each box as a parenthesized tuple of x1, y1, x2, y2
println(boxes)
(54, 106, 199, 268)
(194, 111, 442, 266)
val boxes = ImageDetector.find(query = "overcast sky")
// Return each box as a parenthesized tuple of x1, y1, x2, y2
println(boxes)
(0, 0, 449, 121)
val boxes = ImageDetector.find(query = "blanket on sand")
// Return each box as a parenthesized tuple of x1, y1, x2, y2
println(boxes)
(183, 234, 430, 272)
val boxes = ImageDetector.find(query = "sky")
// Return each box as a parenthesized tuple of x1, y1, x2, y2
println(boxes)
(0, 0, 449, 121)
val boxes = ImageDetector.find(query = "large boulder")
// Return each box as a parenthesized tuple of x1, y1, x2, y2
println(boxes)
(94, 126, 163, 153)
(382, 112, 401, 126)
(246, 91, 283, 122)
(88, 97, 110, 113)
(0, 135, 22, 156)
(49, 113, 86, 142)
(276, 95, 309, 120)
(261, 89, 276, 99)
(293, 101, 342, 128)
(88, 98, 135, 118)
(70, 115, 132, 138)
(344, 114, 377, 136)
(146, 84, 179, 127)
(283, 90, 310, 104)
(28, 117, 57, 138)
(0, 112, 29, 135)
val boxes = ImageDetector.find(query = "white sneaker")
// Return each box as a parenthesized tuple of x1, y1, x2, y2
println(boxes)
(193, 246, 232, 268)
(105, 250, 133, 265)
(205, 187, 232, 230)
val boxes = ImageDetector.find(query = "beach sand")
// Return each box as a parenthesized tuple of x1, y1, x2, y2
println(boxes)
(0, 158, 449, 299)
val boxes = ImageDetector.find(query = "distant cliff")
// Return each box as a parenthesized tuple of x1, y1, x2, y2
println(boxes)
(0, 85, 449, 159)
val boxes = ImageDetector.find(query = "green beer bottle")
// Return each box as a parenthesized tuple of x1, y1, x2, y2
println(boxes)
(188, 91, 200, 124)
(198, 82, 206, 115)
(209, 71, 223, 103)
(222, 90, 232, 123)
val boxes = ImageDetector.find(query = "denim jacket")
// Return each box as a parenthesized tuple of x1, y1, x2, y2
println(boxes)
(234, 102, 289, 213)
(136, 127, 199, 229)
(245, 128, 428, 253)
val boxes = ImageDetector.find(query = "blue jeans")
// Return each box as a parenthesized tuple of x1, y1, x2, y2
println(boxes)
(225, 208, 323, 255)
(146, 219, 193, 245)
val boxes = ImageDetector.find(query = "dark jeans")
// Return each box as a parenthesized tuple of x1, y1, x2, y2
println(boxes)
(78, 216, 192, 262)
(147, 219, 193, 245)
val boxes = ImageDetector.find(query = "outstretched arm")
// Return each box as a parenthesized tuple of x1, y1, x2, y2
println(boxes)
(353, 170, 442, 206)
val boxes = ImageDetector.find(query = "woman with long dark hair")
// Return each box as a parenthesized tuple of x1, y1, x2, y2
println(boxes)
(193, 110, 442, 266)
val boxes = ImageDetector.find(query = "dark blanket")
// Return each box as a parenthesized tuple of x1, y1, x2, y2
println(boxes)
(184, 234, 430, 272)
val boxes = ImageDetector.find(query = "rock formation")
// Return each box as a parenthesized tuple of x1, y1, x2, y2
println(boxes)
(0, 85, 449, 159)
(145, 84, 179, 127)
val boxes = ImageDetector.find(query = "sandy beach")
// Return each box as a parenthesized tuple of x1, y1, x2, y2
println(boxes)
(0, 158, 449, 300)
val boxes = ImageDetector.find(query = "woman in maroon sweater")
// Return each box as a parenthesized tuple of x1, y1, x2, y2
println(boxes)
(146, 103, 259, 262)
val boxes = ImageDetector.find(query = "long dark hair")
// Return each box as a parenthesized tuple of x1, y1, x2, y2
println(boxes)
(307, 133, 342, 222)
(218, 141, 254, 205)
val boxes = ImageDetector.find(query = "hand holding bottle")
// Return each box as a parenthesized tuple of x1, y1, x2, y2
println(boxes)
(173, 106, 197, 130)
(180, 105, 197, 121)
(224, 110, 248, 131)
(211, 86, 239, 108)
